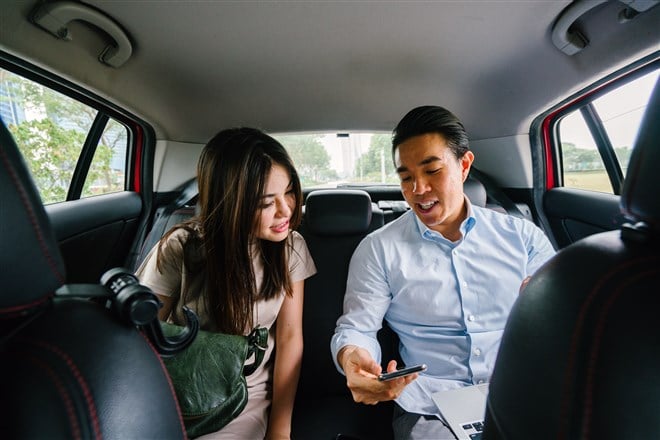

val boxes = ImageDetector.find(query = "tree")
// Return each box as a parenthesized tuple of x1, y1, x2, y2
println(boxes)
(278, 135, 337, 185)
(2, 70, 124, 203)
(10, 119, 86, 203)
(561, 142, 603, 171)
(614, 145, 632, 170)
(354, 134, 398, 183)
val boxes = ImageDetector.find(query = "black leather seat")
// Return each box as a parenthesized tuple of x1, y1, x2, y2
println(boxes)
(483, 78, 660, 439)
(0, 120, 186, 439)
(293, 189, 397, 440)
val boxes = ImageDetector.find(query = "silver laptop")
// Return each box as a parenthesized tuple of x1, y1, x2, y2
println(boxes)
(431, 383, 489, 440)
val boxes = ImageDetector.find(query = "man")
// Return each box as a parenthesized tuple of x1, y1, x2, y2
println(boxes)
(330, 106, 556, 439)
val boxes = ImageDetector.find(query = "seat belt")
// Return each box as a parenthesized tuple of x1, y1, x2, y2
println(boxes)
(469, 168, 528, 220)
(125, 178, 199, 270)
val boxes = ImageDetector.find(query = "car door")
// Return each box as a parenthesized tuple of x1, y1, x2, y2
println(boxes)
(1, 55, 153, 283)
(538, 59, 659, 249)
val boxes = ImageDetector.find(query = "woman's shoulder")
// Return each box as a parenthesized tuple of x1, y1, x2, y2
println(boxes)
(287, 230, 317, 278)
(158, 223, 201, 256)
(288, 230, 308, 250)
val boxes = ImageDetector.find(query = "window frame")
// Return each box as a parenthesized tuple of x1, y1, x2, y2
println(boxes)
(0, 51, 151, 202)
(543, 57, 659, 195)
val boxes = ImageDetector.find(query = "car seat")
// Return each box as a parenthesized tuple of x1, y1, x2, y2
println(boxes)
(0, 119, 187, 439)
(482, 79, 660, 439)
(293, 189, 397, 440)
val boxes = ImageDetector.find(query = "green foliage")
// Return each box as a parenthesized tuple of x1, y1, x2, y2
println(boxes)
(2, 69, 125, 202)
(354, 133, 398, 184)
(278, 135, 337, 185)
(10, 119, 85, 204)
(562, 142, 632, 172)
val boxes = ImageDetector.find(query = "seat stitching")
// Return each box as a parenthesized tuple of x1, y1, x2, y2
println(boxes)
(21, 353, 83, 440)
(582, 266, 657, 438)
(22, 338, 103, 440)
(557, 256, 655, 439)
(139, 331, 189, 439)
(0, 146, 64, 285)
(0, 296, 52, 317)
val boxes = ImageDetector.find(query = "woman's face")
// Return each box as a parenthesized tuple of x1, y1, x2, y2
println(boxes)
(256, 164, 295, 242)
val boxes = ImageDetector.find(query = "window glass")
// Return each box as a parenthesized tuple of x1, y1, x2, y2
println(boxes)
(592, 70, 659, 177)
(81, 118, 128, 197)
(274, 132, 398, 189)
(559, 111, 609, 192)
(558, 68, 658, 194)
(1, 67, 127, 203)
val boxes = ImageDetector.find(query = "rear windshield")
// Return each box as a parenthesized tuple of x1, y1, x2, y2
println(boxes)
(273, 132, 399, 189)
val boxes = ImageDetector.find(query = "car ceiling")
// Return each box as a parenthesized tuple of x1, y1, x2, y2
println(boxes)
(1, 1, 659, 144)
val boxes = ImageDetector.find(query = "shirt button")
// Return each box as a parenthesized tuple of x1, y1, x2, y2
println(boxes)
(477, 380, 485, 384)
(467, 315, 475, 322)
(474, 348, 482, 356)
(461, 281, 468, 287)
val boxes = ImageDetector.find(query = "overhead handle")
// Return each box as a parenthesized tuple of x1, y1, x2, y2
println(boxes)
(30, 1, 132, 68)
(551, 0, 659, 56)
(550, 0, 608, 56)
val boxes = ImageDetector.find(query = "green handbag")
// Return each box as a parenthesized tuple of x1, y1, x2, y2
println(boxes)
(160, 322, 269, 439)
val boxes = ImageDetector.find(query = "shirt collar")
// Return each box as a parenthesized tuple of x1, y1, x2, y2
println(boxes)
(412, 196, 477, 243)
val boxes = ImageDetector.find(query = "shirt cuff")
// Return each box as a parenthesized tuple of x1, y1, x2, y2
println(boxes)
(330, 329, 383, 374)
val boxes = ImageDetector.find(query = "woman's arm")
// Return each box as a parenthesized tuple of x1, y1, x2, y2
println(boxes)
(266, 279, 305, 440)
(156, 293, 174, 321)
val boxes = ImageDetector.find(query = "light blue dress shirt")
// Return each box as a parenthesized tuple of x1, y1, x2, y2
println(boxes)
(331, 200, 556, 415)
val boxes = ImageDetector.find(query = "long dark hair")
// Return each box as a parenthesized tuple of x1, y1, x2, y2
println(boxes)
(158, 127, 303, 334)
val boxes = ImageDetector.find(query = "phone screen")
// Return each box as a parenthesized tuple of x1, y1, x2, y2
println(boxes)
(377, 364, 427, 381)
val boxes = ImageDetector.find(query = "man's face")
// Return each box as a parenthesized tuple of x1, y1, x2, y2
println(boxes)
(395, 133, 474, 237)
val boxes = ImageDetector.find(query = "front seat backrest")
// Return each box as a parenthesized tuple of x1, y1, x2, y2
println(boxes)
(483, 78, 660, 440)
(0, 119, 186, 439)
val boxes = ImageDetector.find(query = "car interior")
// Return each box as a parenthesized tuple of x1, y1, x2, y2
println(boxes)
(1, 0, 659, 439)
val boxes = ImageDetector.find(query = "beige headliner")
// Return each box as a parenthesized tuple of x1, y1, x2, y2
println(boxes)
(1, 1, 659, 144)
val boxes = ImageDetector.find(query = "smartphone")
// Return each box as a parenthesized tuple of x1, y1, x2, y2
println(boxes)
(377, 364, 427, 381)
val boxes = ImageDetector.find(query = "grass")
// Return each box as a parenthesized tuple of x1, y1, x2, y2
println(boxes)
(564, 170, 612, 193)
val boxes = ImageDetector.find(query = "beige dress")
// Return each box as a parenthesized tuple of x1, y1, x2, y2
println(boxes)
(136, 229, 316, 439)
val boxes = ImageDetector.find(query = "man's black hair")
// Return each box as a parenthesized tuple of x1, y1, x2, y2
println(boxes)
(391, 106, 469, 163)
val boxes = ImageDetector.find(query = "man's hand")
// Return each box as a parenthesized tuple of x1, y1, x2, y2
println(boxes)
(519, 276, 531, 294)
(338, 346, 420, 405)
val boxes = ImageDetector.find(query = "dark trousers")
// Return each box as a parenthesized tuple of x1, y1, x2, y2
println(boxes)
(392, 403, 457, 440)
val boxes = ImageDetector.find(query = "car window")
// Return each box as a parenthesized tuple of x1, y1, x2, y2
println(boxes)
(1, 67, 128, 204)
(274, 132, 398, 189)
(557, 68, 659, 194)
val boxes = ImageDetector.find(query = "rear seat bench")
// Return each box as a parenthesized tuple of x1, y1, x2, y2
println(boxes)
(134, 174, 509, 439)
(292, 190, 398, 440)
(291, 177, 492, 439)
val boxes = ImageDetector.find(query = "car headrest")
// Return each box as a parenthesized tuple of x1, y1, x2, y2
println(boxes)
(0, 120, 66, 317)
(620, 77, 660, 231)
(464, 174, 487, 208)
(304, 190, 373, 236)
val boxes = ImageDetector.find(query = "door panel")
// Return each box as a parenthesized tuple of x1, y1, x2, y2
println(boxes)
(46, 192, 142, 283)
(544, 187, 624, 249)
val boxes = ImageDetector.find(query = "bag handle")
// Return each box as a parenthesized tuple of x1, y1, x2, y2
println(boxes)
(243, 327, 268, 376)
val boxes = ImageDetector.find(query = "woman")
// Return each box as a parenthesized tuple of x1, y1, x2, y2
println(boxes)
(136, 127, 316, 439)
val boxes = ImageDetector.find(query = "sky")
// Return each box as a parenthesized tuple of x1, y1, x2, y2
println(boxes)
(560, 69, 659, 150)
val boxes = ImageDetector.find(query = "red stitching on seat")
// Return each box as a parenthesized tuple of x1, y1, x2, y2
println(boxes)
(139, 331, 189, 439)
(582, 268, 656, 438)
(24, 338, 103, 440)
(20, 353, 83, 440)
(0, 295, 52, 318)
(0, 144, 65, 285)
(557, 256, 655, 440)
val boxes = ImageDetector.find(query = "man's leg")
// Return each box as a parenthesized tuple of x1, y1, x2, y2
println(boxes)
(392, 403, 456, 440)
